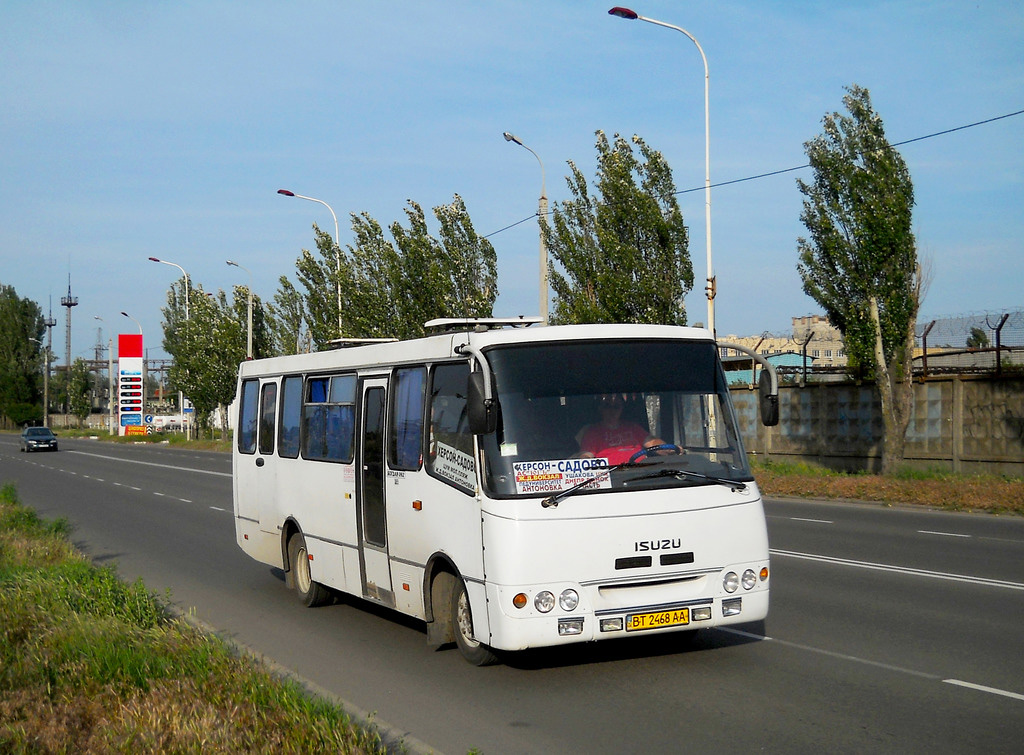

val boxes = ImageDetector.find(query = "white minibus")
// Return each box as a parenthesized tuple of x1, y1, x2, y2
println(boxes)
(233, 319, 779, 664)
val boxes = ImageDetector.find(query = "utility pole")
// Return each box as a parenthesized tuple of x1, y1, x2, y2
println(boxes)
(42, 299, 57, 428)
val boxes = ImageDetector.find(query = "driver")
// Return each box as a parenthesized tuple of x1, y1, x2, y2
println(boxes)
(576, 393, 667, 464)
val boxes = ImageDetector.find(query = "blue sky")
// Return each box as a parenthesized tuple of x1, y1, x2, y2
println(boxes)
(2, 1, 1021, 362)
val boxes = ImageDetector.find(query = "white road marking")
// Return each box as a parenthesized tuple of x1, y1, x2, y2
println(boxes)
(67, 450, 231, 477)
(918, 530, 971, 538)
(719, 629, 1024, 703)
(943, 679, 1024, 701)
(770, 549, 1024, 590)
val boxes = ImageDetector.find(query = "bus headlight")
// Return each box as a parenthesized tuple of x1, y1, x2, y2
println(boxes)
(559, 589, 579, 611)
(535, 591, 555, 613)
(723, 572, 739, 593)
(742, 569, 757, 590)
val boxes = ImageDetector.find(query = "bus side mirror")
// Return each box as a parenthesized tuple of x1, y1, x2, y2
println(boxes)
(758, 370, 779, 426)
(467, 372, 497, 435)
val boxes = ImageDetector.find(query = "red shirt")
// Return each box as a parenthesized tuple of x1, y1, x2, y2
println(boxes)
(579, 423, 649, 464)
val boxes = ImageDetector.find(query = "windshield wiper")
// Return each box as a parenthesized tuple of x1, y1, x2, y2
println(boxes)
(624, 466, 749, 492)
(540, 461, 640, 509)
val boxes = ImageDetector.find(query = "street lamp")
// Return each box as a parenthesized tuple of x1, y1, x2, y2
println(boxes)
(29, 337, 51, 428)
(226, 259, 254, 359)
(278, 188, 343, 337)
(148, 256, 191, 436)
(93, 316, 115, 434)
(609, 7, 716, 335)
(503, 132, 549, 325)
(148, 257, 190, 321)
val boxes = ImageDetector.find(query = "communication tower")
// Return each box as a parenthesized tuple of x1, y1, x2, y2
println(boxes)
(61, 275, 78, 417)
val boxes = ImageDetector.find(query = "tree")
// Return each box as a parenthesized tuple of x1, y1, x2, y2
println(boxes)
(544, 132, 692, 325)
(966, 326, 989, 349)
(161, 284, 252, 437)
(0, 283, 45, 427)
(228, 284, 273, 360)
(267, 275, 307, 355)
(285, 195, 498, 348)
(293, 225, 348, 349)
(385, 195, 497, 339)
(796, 84, 923, 474)
(67, 358, 93, 426)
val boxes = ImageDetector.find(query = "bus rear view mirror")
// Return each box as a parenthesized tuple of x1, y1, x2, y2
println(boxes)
(758, 370, 779, 426)
(467, 372, 497, 434)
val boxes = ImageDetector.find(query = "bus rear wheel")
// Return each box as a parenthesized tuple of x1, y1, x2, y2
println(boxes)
(287, 532, 331, 607)
(451, 579, 498, 666)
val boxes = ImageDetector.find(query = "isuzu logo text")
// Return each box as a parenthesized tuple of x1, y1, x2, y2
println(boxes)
(634, 538, 682, 552)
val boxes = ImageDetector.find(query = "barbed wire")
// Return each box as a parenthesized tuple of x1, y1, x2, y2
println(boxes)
(917, 308, 1024, 348)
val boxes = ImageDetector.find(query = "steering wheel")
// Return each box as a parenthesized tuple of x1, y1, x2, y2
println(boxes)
(628, 443, 684, 463)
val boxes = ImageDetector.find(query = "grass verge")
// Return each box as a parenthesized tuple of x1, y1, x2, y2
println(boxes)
(0, 482, 387, 753)
(751, 459, 1024, 516)
(55, 428, 231, 453)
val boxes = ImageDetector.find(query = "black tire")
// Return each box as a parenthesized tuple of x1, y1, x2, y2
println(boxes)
(451, 579, 498, 666)
(287, 533, 331, 607)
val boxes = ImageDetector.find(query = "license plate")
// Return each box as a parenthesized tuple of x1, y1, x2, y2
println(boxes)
(625, 607, 690, 632)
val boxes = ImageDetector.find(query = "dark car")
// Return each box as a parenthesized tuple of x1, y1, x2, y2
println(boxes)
(20, 427, 58, 452)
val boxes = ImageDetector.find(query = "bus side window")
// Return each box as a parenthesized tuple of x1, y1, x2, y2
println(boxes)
(301, 375, 355, 462)
(238, 379, 259, 454)
(327, 375, 356, 461)
(390, 366, 425, 470)
(258, 382, 278, 455)
(427, 363, 476, 493)
(278, 375, 302, 459)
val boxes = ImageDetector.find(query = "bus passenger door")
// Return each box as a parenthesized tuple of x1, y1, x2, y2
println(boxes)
(255, 379, 279, 534)
(358, 378, 394, 606)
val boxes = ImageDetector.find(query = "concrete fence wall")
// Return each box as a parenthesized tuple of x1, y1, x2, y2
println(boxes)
(731, 375, 1024, 476)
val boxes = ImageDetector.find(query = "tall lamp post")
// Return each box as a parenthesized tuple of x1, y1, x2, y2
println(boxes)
(502, 132, 549, 325)
(277, 189, 343, 337)
(148, 256, 191, 437)
(609, 6, 716, 335)
(148, 257, 190, 320)
(29, 337, 50, 428)
(120, 311, 146, 417)
(226, 259, 254, 359)
(93, 316, 115, 434)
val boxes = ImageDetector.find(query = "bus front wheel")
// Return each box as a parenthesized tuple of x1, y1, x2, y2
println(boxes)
(451, 579, 498, 666)
(287, 533, 331, 608)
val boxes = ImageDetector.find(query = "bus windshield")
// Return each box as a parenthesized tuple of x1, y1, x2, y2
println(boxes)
(480, 339, 752, 499)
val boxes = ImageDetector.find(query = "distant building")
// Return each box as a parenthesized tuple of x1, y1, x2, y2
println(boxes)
(722, 351, 810, 386)
(720, 314, 847, 370)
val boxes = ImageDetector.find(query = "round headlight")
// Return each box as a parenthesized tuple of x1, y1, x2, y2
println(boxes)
(558, 589, 579, 611)
(535, 591, 555, 613)
(723, 571, 739, 593)
(742, 569, 757, 590)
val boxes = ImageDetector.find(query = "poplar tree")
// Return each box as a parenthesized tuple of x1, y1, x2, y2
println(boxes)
(545, 131, 692, 325)
(284, 194, 497, 347)
(0, 283, 45, 426)
(796, 84, 923, 474)
(161, 284, 270, 435)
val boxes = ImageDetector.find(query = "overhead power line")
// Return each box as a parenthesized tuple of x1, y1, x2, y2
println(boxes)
(485, 107, 1023, 238)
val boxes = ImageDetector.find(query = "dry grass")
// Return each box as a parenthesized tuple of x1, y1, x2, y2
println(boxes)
(753, 461, 1024, 515)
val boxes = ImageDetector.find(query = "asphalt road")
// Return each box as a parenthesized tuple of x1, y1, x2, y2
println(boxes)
(3, 434, 1024, 753)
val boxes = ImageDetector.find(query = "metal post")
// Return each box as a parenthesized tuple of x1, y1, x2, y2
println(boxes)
(502, 133, 548, 324)
(608, 7, 714, 334)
